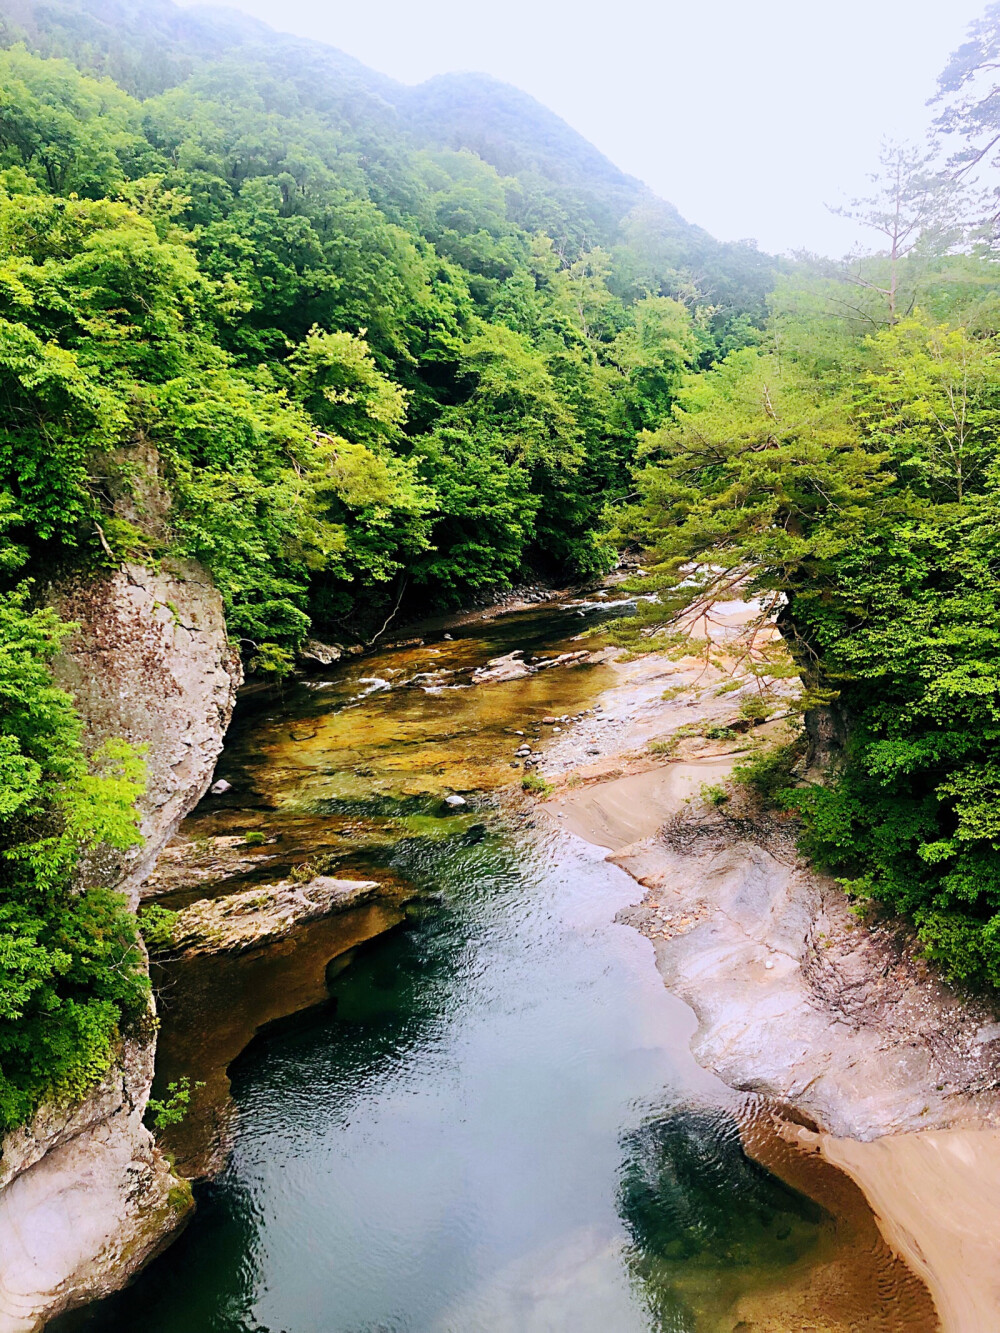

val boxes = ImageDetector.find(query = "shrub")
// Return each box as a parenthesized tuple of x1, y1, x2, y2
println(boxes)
(648, 737, 678, 756)
(0, 587, 150, 1132)
(732, 742, 802, 804)
(146, 1076, 203, 1131)
(138, 903, 179, 953)
(738, 696, 777, 727)
(700, 783, 730, 806)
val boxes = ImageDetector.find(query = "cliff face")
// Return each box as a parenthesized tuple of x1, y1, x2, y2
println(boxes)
(49, 559, 243, 907)
(0, 559, 241, 1333)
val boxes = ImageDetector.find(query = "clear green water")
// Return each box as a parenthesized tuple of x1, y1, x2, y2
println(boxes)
(60, 603, 935, 1333)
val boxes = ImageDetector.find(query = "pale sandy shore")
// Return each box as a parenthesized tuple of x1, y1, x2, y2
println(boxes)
(534, 630, 1000, 1333)
(554, 755, 735, 848)
(819, 1127, 1000, 1332)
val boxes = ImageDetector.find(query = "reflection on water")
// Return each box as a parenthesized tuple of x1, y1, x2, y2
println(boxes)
(60, 602, 938, 1333)
(150, 897, 412, 1178)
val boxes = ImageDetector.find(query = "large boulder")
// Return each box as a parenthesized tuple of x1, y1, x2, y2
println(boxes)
(0, 1031, 186, 1333)
(50, 559, 242, 907)
(298, 637, 343, 669)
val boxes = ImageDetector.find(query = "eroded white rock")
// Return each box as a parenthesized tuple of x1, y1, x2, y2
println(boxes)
(0, 1035, 188, 1333)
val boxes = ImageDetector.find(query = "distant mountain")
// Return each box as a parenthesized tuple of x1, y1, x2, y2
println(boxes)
(400, 71, 648, 243)
(2, 0, 711, 248)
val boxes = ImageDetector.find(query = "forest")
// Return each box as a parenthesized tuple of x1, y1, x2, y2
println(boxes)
(2, 0, 1000, 1133)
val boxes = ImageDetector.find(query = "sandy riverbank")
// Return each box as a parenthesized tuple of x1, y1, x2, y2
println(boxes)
(553, 755, 735, 848)
(533, 623, 1000, 1333)
(817, 1125, 1000, 1330)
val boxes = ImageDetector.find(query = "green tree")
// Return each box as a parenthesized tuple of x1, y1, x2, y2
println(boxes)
(829, 140, 960, 324)
(614, 296, 1000, 987)
(0, 45, 145, 196)
(0, 581, 149, 1132)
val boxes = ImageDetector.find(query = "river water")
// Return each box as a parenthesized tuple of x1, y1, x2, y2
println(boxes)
(64, 600, 935, 1333)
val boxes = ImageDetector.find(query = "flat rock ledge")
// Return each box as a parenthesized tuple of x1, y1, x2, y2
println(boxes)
(141, 834, 282, 900)
(168, 875, 383, 956)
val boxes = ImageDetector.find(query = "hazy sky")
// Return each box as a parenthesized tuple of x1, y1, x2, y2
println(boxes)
(181, 0, 985, 257)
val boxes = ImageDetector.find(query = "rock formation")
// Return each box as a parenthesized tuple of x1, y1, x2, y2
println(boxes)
(167, 875, 382, 957)
(49, 560, 243, 907)
(0, 559, 241, 1333)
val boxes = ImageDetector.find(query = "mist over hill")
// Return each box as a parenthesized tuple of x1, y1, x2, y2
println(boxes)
(1, 0, 762, 263)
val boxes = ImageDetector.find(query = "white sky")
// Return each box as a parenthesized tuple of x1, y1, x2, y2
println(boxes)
(181, 0, 985, 257)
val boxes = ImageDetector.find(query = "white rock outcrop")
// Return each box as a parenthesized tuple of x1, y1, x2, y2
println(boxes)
(50, 560, 243, 907)
(0, 1035, 186, 1333)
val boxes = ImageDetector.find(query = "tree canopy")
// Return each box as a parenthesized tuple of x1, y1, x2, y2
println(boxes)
(614, 134, 1000, 985)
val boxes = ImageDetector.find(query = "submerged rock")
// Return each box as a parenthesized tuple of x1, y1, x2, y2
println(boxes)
(152, 889, 411, 1181)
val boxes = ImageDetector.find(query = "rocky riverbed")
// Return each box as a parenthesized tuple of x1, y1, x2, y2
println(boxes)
(50, 589, 944, 1333)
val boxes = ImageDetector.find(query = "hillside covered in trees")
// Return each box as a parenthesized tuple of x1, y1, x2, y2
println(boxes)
(0, 0, 774, 655)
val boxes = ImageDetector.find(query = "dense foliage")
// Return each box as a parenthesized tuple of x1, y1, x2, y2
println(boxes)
(0, 578, 148, 1130)
(0, 3, 773, 652)
(616, 98, 1000, 985)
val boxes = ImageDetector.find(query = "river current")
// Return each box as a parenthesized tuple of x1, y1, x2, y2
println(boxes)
(62, 600, 934, 1332)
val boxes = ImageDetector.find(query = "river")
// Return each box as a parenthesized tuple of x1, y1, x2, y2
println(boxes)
(61, 598, 935, 1332)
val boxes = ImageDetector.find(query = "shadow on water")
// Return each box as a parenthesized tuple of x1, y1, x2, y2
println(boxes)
(55, 600, 940, 1333)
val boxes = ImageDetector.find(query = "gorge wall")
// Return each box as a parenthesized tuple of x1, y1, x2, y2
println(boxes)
(0, 560, 241, 1333)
